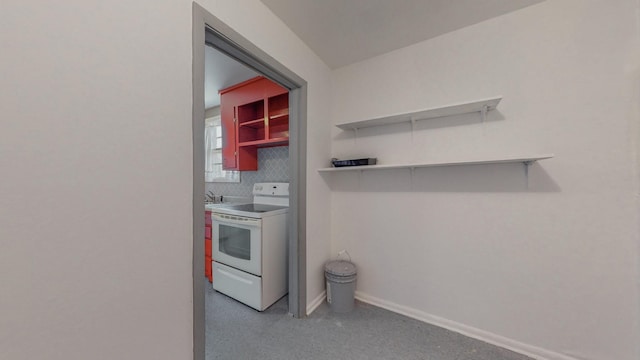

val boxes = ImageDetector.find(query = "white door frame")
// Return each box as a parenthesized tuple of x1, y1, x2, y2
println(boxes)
(192, 3, 308, 360)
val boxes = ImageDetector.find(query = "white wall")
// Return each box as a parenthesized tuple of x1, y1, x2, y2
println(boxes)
(329, 1, 639, 360)
(0, 1, 332, 359)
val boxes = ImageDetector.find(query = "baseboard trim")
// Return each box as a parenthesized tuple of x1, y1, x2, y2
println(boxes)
(355, 291, 578, 360)
(306, 290, 326, 316)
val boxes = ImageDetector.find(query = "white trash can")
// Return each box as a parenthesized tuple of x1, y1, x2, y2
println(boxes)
(325, 260, 357, 313)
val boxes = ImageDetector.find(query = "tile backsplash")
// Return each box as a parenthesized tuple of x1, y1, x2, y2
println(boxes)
(206, 146, 289, 198)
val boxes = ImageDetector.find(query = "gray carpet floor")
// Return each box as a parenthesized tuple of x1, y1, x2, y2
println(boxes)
(205, 281, 533, 360)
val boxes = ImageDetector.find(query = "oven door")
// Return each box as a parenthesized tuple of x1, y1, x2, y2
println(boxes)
(212, 212, 262, 276)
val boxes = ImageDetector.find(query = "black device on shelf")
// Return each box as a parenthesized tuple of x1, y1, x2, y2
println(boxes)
(331, 158, 377, 167)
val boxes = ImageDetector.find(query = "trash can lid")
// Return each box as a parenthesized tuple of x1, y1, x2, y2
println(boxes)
(325, 260, 357, 277)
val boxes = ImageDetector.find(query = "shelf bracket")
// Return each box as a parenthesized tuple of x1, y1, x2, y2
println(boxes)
(523, 160, 534, 188)
(353, 127, 359, 144)
(410, 117, 417, 142)
(480, 105, 489, 123)
(410, 167, 415, 189)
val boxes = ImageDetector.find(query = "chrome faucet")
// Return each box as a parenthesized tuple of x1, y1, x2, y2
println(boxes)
(205, 191, 223, 203)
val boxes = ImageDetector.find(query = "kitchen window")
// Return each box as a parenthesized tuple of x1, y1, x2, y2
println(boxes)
(205, 116, 240, 183)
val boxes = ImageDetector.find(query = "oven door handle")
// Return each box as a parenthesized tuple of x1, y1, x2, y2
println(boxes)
(212, 213, 261, 228)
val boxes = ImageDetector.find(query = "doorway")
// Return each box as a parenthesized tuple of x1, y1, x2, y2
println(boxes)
(192, 3, 308, 360)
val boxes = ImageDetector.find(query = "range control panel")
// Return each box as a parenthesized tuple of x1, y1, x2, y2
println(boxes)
(253, 182, 289, 197)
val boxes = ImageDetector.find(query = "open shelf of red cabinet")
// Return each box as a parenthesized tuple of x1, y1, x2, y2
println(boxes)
(239, 118, 266, 129)
(238, 137, 289, 148)
(269, 109, 289, 119)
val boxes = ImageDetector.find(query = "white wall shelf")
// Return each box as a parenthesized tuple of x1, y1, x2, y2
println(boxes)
(335, 96, 502, 131)
(317, 154, 554, 173)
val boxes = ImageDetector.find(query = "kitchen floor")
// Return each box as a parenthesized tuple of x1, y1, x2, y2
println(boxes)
(205, 279, 533, 360)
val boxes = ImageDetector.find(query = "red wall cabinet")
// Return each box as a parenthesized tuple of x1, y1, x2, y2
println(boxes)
(219, 76, 289, 171)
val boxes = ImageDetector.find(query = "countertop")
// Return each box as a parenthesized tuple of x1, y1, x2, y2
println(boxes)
(205, 196, 251, 211)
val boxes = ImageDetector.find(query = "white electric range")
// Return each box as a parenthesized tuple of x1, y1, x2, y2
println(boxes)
(210, 182, 289, 311)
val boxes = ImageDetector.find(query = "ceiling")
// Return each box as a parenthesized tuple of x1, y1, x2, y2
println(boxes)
(204, 0, 544, 107)
(260, 0, 544, 69)
(205, 46, 258, 109)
